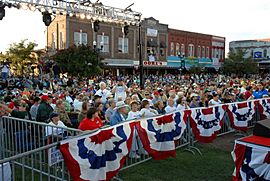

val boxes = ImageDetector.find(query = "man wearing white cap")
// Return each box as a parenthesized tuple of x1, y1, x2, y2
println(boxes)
(110, 101, 129, 126)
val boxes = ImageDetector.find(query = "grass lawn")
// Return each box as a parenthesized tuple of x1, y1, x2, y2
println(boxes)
(119, 144, 234, 181)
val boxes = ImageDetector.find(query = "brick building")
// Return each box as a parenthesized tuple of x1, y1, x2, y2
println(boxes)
(47, 15, 225, 75)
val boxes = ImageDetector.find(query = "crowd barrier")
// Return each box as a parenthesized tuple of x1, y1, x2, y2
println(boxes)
(0, 98, 266, 181)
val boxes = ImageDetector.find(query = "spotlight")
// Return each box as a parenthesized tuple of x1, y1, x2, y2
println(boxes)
(29, 5, 36, 11)
(93, 20, 100, 32)
(86, 14, 91, 20)
(80, 13, 85, 19)
(40, 7, 46, 12)
(21, 3, 28, 10)
(69, 12, 74, 17)
(123, 25, 129, 35)
(48, 9, 53, 14)
(0, 7, 5, 20)
(42, 11, 52, 26)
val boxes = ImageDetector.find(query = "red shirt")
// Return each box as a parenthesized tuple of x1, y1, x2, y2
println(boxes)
(245, 91, 252, 100)
(78, 117, 103, 131)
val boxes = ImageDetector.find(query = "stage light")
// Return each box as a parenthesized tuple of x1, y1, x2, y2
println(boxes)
(55, 10, 60, 15)
(80, 13, 85, 19)
(86, 14, 91, 20)
(0, 6, 5, 20)
(123, 25, 129, 35)
(42, 11, 52, 26)
(40, 7, 46, 12)
(69, 12, 74, 17)
(93, 20, 100, 32)
(48, 8, 53, 14)
(29, 5, 36, 11)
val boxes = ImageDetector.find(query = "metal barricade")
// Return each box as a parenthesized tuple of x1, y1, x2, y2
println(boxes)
(0, 116, 83, 159)
(0, 101, 263, 181)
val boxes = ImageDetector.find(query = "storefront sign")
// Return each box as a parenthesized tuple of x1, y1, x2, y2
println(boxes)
(147, 28, 158, 37)
(143, 61, 167, 67)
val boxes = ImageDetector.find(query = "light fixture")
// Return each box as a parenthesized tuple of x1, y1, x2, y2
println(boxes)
(29, 5, 36, 11)
(69, 12, 74, 17)
(80, 13, 85, 19)
(55, 10, 60, 15)
(62, 11, 67, 16)
(42, 11, 52, 26)
(0, 6, 5, 20)
(21, 3, 28, 10)
(93, 20, 100, 32)
(48, 8, 53, 14)
(40, 7, 46, 13)
(86, 14, 91, 20)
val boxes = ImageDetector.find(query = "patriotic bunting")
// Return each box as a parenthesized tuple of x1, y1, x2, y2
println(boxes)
(227, 101, 256, 131)
(232, 139, 270, 181)
(189, 105, 225, 143)
(258, 98, 270, 119)
(135, 111, 188, 160)
(59, 122, 135, 181)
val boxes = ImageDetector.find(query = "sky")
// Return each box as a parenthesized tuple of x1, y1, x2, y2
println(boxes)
(0, 0, 270, 54)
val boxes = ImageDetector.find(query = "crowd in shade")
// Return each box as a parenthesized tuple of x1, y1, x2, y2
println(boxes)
(0, 72, 270, 134)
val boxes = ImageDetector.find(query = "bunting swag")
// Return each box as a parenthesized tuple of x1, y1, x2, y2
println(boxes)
(227, 101, 256, 131)
(135, 111, 188, 160)
(258, 99, 270, 119)
(232, 142, 270, 181)
(59, 122, 135, 181)
(189, 106, 225, 143)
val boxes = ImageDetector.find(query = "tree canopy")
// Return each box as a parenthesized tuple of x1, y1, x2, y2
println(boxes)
(0, 40, 37, 75)
(222, 49, 258, 75)
(52, 45, 102, 77)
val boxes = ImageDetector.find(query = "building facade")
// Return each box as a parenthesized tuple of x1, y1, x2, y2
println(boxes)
(47, 15, 225, 75)
(229, 39, 270, 71)
(167, 30, 225, 70)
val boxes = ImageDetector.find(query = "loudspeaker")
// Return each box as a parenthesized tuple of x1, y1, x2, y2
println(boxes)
(253, 119, 270, 138)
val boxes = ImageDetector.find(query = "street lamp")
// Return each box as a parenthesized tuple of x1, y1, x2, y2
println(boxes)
(178, 52, 185, 75)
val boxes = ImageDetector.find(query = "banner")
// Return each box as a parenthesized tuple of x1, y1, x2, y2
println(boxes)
(135, 111, 188, 160)
(189, 105, 225, 143)
(227, 101, 256, 131)
(232, 140, 270, 181)
(59, 122, 135, 181)
(258, 98, 270, 119)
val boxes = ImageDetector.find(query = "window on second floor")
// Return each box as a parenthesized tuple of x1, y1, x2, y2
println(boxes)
(74, 32, 87, 46)
(202, 46, 205, 58)
(118, 37, 129, 53)
(188, 44, 194, 57)
(97, 35, 109, 53)
(206, 47, 209, 58)
(176, 43, 180, 55)
(197, 46, 201, 58)
(181, 44, 185, 55)
(170, 42, 174, 56)
(51, 32, 55, 50)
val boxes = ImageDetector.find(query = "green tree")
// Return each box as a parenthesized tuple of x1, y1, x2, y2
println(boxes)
(52, 45, 102, 77)
(2, 40, 37, 75)
(222, 49, 258, 75)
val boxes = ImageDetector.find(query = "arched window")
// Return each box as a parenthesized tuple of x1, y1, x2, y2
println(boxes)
(202, 46, 205, 58)
(188, 44, 194, 57)
(181, 44, 185, 55)
(197, 46, 201, 58)
(206, 47, 209, 58)
(170, 42, 174, 56)
(176, 43, 180, 55)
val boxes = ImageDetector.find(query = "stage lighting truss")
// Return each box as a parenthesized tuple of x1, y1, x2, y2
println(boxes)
(1, 0, 142, 25)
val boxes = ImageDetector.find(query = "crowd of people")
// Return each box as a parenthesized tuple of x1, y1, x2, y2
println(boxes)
(1, 70, 270, 134)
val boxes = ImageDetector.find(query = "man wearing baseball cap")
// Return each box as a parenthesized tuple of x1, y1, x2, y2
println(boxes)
(36, 95, 53, 123)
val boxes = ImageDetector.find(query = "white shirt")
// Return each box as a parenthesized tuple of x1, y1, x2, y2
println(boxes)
(114, 85, 127, 101)
(176, 104, 189, 111)
(66, 96, 73, 104)
(140, 108, 158, 118)
(73, 99, 83, 112)
(165, 105, 176, 113)
(45, 121, 67, 136)
(95, 89, 111, 104)
(209, 99, 221, 106)
(127, 111, 140, 121)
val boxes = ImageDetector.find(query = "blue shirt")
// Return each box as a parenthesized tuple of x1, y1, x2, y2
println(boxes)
(252, 89, 268, 99)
